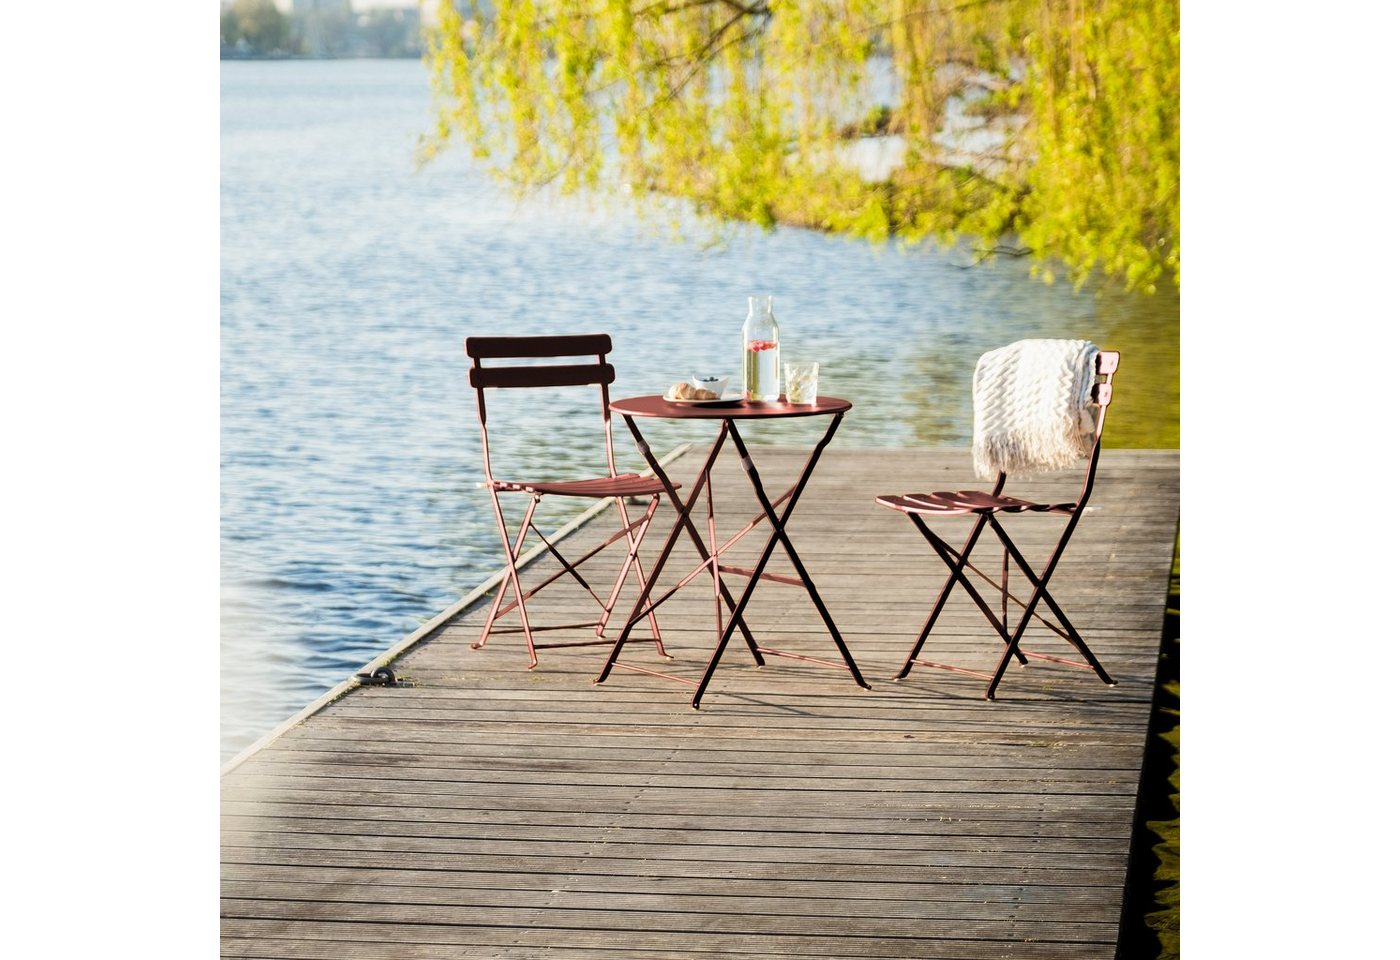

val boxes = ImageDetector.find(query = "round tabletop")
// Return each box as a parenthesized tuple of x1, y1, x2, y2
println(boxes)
(611, 395, 852, 420)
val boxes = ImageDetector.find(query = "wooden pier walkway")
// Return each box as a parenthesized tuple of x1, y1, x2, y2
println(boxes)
(221, 446, 1180, 960)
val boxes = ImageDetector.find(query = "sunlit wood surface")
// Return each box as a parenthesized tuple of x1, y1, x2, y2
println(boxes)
(222, 446, 1179, 959)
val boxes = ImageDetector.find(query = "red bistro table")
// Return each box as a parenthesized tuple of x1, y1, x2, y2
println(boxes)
(596, 394, 870, 708)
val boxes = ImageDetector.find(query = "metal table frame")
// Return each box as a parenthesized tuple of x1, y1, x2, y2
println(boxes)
(595, 395, 870, 708)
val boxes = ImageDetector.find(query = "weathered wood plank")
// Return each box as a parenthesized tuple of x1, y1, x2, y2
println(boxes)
(220, 845, 1133, 889)
(221, 879, 1121, 922)
(220, 816, 1130, 856)
(221, 863, 1125, 903)
(220, 897, 1120, 944)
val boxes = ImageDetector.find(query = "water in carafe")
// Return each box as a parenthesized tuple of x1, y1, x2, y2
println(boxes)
(742, 295, 781, 401)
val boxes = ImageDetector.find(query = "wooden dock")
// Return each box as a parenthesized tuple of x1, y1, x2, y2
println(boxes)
(221, 446, 1179, 959)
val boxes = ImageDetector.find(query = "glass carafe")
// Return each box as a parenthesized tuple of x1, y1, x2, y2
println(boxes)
(742, 295, 781, 401)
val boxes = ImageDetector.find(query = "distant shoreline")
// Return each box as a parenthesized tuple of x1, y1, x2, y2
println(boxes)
(220, 53, 422, 62)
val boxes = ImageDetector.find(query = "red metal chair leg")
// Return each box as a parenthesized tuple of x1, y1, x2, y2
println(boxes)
(491, 511, 652, 624)
(482, 490, 663, 668)
(482, 491, 541, 668)
(594, 500, 647, 637)
(594, 495, 668, 658)
(475, 553, 512, 652)
(1024, 586, 1114, 684)
(894, 512, 992, 679)
(528, 520, 607, 606)
(982, 573, 1055, 700)
(1001, 547, 1010, 632)
(985, 514, 1115, 690)
(908, 514, 1031, 677)
(629, 498, 668, 654)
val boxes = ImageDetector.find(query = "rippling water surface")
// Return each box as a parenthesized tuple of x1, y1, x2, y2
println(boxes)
(220, 59, 1179, 762)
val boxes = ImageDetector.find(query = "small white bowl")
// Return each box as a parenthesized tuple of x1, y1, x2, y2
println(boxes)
(690, 375, 729, 397)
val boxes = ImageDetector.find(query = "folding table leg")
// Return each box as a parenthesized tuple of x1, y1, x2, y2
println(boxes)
(598, 418, 764, 674)
(692, 415, 869, 707)
(650, 430, 764, 664)
(596, 425, 739, 684)
(705, 471, 724, 641)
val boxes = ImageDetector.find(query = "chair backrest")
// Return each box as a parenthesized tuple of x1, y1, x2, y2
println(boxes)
(464, 334, 621, 482)
(1066, 349, 1120, 506)
(1090, 350, 1120, 440)
(989, 348, 1120, 508)
(466, 334, 616, 390)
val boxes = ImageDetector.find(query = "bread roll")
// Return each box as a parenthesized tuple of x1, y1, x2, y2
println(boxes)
(668, 382, 718, 401)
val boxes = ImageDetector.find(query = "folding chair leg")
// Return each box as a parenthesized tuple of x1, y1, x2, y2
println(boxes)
(984, 572, 1054, 700)
(899, 514, 1030, 680)
(475, 493, 535, 651)
(480, 491, 541, 668)
(596, 508, 640, 636)
(529, 519, 607, 606)
(986, 514, 1115, 690)
(475, 559, 511, 651)
(895, 512, 990, 679)
(1031, 586, 1115, 684)
(595, 495, 668, 657)
(1001, 548, 1010, 633)
(628, 497, 667, 654)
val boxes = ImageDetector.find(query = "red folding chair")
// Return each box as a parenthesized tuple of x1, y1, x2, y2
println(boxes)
(466, 333, 669, 669)
(876, 346, 1121, 699)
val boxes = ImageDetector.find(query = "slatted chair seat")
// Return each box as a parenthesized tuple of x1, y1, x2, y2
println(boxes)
(875, 491, 1078, 515)
(466, 333, 670, 669)
(491, 473, 671, 499)
(877, 343, 1121, 700)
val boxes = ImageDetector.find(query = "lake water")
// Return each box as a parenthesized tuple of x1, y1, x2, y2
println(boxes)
(220, 58, 1179, 762)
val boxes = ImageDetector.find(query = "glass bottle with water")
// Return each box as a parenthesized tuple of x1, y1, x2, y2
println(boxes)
(742, 295, 781, 401)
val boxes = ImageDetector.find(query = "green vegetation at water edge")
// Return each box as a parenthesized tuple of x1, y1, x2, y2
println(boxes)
(422, 0, 1179, 293)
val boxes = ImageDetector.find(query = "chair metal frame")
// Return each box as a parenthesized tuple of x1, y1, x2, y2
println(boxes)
(465, 333, 669, 669)
(877, 350, 1121, 699)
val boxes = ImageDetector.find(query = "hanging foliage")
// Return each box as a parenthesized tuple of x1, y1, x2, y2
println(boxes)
(421, 0, 1179, 292)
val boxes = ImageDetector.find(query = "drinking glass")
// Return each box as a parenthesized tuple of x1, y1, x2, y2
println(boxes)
(784, 361, 819, 404)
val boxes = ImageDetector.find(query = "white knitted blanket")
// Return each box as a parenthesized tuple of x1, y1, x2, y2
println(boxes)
(971, 339, 1101, 480)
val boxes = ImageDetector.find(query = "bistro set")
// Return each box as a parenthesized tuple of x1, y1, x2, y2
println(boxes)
(464, 333, 1120, 708)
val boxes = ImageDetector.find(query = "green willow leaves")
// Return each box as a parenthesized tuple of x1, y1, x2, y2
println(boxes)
(422, 1, 1179, 292)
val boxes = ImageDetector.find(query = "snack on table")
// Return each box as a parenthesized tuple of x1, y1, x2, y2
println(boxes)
(668, 382, 719, 401)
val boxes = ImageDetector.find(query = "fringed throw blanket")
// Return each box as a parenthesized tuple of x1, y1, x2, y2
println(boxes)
(972, 339, 1101, 480)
